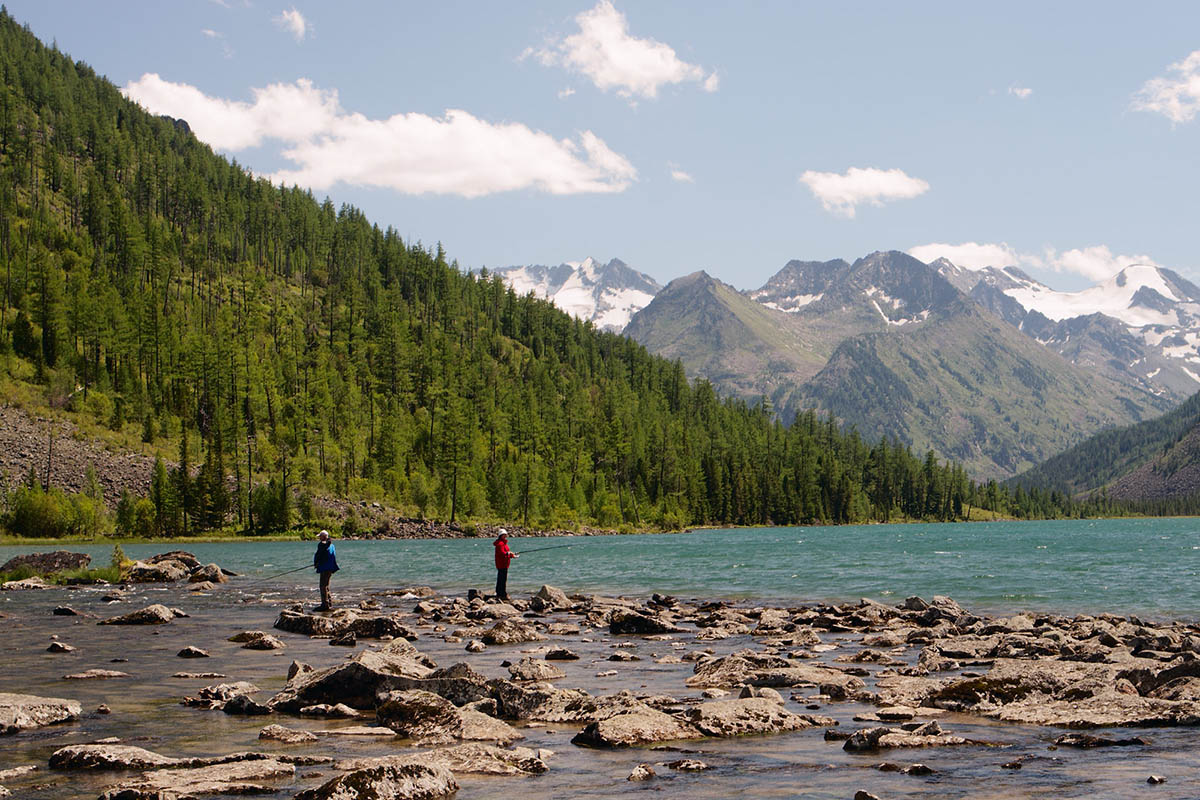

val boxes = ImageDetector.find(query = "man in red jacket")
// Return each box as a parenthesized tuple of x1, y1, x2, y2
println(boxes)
(493, 529, 518, 602)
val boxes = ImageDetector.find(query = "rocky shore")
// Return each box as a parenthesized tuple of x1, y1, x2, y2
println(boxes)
(3, 551, 1200, 798)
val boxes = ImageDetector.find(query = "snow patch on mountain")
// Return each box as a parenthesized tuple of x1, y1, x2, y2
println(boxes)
(487, 257, 661, 332)
(1005, 265, 1181, 326)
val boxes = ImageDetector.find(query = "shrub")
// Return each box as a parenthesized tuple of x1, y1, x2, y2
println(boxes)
(2, 484, 110, 538)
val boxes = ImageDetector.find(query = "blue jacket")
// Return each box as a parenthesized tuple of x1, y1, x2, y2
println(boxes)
(314, 541, 339, 573)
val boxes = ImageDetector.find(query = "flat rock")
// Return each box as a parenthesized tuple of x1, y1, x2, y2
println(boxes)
(127, 559, 191, 583)
(610, 610, 683, 635)
(63, 669, 130, 680)
(97, 758, 294, 799)
(53, 606, 81, 616)
(678, 697, 836, 737)
(300, 703, 359, 718)
(1, 550, 90, 574)
(508, 657, 566, 682)
(242, 634, 287, 650)
(481, 618, 546, 645)
(294, 762, 456, 800)
(376, 690, 463, 743)
(47, 642, 77, 653)
(177, 646, 210, 658)
(571, 706, 702, 748)
(50, 744, 180, 770)
(98, 604, 175, 625)
(1, 576, 52, 590)
(259, 724, 319, 744)
(269, 640, 436, 712)
(0, 693, 82, 734)
(188, 564, 227, 584)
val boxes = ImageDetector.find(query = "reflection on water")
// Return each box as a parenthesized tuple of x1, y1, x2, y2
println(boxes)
(3, 518, 1200, 797)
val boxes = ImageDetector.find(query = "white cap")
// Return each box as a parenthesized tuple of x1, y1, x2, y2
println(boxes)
(498, 528, 508, 536)
(319, 530, 330, 539)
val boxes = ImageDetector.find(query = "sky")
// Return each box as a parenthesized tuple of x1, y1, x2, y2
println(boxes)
(8, 1, 1200, 292)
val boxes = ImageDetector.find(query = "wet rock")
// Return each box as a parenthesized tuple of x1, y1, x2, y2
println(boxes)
(288, 661, 314, 681)
(508, 657, 566, 682)
(1, 576, 52, 590)
(96, 704, 111, 714)
(1054, 733, 1149, 748)
(679, 697, 835, 737)
(96, 758, 294, 799)
(53, 606, 81, 616)
(189, 581, 215, 592)
(571, 706, 702, 748)
(459, 708, 523, 745)
(465, 639, 487, 653)
(229, 630, 270, 643)
(172, 672, 226, 679)
(482, 618, 546, 645)
(854, 792, 881, 800)
(384, 662, 494, 706)
(376, 690, 464, 743)
(177, 646, 210, 658)
(0, 693, 82, 735)
(342, 745, 546, 777)
(259, 724, 318, 744)
(188, 563, 227, 584)
(97, 604, 175, 625)
(738, 685, 785, 703)
(664, 759, 708, 771)
(293, 762, 456, 800)
(843, 723, 969, 751)
(242, 633, 287, 650)
(63, 669, 129, 680)
(546, 647, 579, 661)
(273, 610, 341, 637)
(329, 631, 357, 647)
(610, 610, 683, 635)
(489, 680, 595, 722)
(184, 681, 260, 709)
(300, 704, 359, 718)
(222, 695, 272, 715)
(268, 641, 437, 712)
(47, 642, 76, 653)
(628, 763, 656, 781)
(146, 551, 202, 570)
(50, 744, 179, 770)
(1148, 775, 1167, 784)
(2, 550, 90, 574)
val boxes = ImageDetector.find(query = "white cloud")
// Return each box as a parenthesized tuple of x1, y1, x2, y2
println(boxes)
(201, 28, 221, 38)
(668, 163, 694, 183)
(798, 167, 929, 218)
(1133, 50, 1200, 123)
(535, 1, 717, 100)
(275, 7, 308, 43)
(558, 87, 576, 99)
(1049, 245, 1158, 281)
(122, 74, 636, 197)
(908, 242, 1020, 269)
(910, 241, 1159, 281)
(1008, 86, 1032, 99)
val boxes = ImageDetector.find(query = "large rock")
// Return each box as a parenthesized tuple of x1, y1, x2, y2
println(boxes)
(274, 609, 418, 641)
(127, 559, 191, 583)
(678, 698, 836, 737)
(571, 706, 702, 748)
(0, 550, 89, 574)
(188, 564, 227, 584)
(385, 663, 493, 706)
(0, 693, 82, 735)
(98, 604, 176, 625)
(609, 610, 683, 635)
(376, 690, 463, 743)
(146, 551, 202, 570)
(259, 724, 318, 744)
(343, 746, 546, 778)
(63, 669, 130, 680)
(489, 680, 595, 722)
(842, 722, 969, 751)
(530, 585, 571, 612)
(1, 576, 51, 590)
(686, 650, 865, 697)
(481, 618, 546, 645)
(97, 758, 294, 799)
(508, 657, 566, 682)
(458, 708, 523, 745)
(294, 762, 457, 800)
(269, 640, 436, 712)
(50, 744, 180, 770)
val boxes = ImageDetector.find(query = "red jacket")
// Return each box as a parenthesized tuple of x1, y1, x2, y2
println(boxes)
(494, 537, 514, 569)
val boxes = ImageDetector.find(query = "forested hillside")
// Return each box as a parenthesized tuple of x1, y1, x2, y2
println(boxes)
(0, 10, 1095, 535)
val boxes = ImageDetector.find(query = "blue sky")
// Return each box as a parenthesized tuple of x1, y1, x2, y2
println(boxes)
(8, 1, 1200, 291)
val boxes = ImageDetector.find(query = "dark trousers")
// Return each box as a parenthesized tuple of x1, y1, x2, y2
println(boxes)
(318, 571, 332, 608)
(495, 568, 508, 601)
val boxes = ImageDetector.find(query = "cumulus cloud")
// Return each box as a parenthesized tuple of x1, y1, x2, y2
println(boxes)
(908, 242, 1020, 270)
(275, 7, 308, 42)
(1133, 50, 1200, 124)
(1008, 86, 1032, 99)
(909, 241, 1159, 281)
(122, 74, 636, 197)
(798, 167, 929, 218)
(201, 29, 234, 59)
(533, 1, 717, 100)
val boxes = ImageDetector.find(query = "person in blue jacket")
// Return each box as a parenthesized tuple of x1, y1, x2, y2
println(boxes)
(313, 529, 339, 611)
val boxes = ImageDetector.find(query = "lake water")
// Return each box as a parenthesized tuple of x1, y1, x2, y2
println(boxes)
(5, 517, 1200, 799)
(6, 517, 1200, 619)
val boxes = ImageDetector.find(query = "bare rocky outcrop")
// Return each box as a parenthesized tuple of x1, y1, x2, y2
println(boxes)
(0, 693, 82, 735)
(268, 640, 437, 712)
(96, 758, 295, 800)
(0, 550, 89, 575)
(678, 697, 836, 737)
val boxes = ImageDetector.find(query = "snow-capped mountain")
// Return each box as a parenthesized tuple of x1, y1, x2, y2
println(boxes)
(487, 258, 661, 332)
(934, 260, 1200, 402)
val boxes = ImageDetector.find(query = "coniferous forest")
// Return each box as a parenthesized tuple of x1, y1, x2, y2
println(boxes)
(0, 10, 1136, 537)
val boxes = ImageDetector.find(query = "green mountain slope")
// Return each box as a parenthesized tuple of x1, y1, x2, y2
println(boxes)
(1009, 391, 1200, 498)
(0, 9, 1008, 531)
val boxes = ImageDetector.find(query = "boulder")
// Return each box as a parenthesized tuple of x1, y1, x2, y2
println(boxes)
(259, 724, 318, 744)
(1, 576, 51, 590)
(545, 648, 579, 661)
(269, 640, 437, 712)
(47, 642, 77, 653)
(184, 682, 260, 709)
(385, 663, 494, 706)
(178, 647, 210, 658)
(145, 551, 202, 570)
(339, 745, 545, 777)
(628, 763, 656, 781)
(222, 695, 272, 715)
(678, 697, 836, 737)
(376, 690, 463, 743)
(458, 708, 523, 745)
(609, 610, 683, 635)
(53, 606, 81, 616)
(300, 704, 359, 718)
(530, 585, 571, 612)
(98, 604, 176, 625)
(293, 762, 456, 800)
(843, 723, 969, 751)
(97, 758, 294, 799)
(50, 744, 180, 770)
(188, 564, 227, 584)
(127, 559, 190, 583)
(0, 550, 90, 575)
(0, 693, 81, 735)
(242, 634, 287, 651)
(274, 610, 340, 637)
(664, 759, 709, 771)
(508, 657, 566, 682)
(571, 706, 702, 748)
(481, 618, 546, 645)
(489, 680, 595, 722)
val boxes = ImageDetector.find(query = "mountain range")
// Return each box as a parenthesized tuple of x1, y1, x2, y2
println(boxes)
(486, 258, 660, 332)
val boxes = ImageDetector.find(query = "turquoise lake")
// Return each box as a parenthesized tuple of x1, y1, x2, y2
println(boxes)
(7, 517, 1200, 619)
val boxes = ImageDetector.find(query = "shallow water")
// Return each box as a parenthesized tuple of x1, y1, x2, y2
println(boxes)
(3, 518, 1200, 798)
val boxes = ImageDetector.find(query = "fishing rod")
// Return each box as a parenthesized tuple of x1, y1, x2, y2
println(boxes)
(246, 564, 312, 584)
(518, 544, 575, 555)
